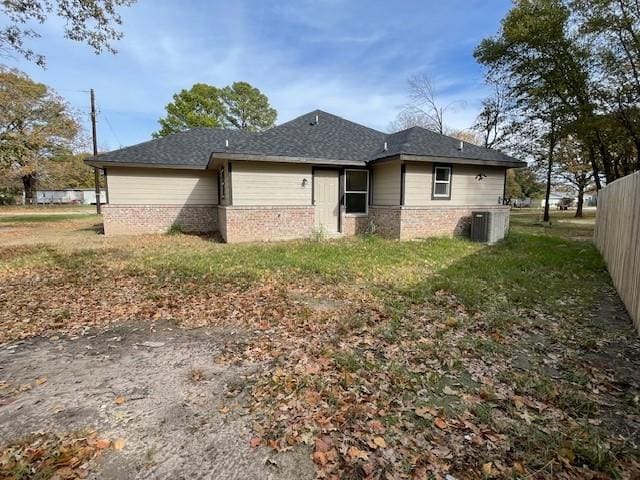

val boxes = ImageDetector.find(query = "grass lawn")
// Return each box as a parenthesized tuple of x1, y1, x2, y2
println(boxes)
(1, 207, 639, 478)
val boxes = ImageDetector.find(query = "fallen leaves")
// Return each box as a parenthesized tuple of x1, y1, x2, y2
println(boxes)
(372, 436, 386, 449)
(347, 446, 369, 462)
(312, 451, 328, 466)
(0, 430, 114, 480)
(249, 437, 261, 448)
(434, 417, 448, 430)
(113, 438, 126, 451)
(95, 438, 110, 449)
(3, 224, 640, 480)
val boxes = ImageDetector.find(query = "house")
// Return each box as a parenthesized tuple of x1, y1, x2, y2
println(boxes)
(85, 110, 525, 243)
(539, 191, 576, 209)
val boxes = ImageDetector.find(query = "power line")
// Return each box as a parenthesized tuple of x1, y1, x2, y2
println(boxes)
(99, 108, 123, 148)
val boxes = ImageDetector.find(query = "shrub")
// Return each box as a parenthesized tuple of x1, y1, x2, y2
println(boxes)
(167, 223, 184, 235)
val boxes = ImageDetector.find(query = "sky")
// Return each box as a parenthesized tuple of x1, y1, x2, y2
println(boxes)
(3, 0, 512, 151)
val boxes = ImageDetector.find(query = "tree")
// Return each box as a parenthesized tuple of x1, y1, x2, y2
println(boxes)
(221, 82, 277, 132)
(387, 110, 433, 132)
(505, 169, 523, 199)
(1, 0, 136, 67)
(555, 136, 594, 217)
(475, 0, 640, 188)
(575, 0, 640, 167)
(449, 129, 483, 146)
(153, 82, 277, 137)
(0, 68, 79, 203)
(153, 83, 226, 137)
(514, 167, 545, 198)
(391, 73, 463, 135)
(41, 152, 100, 189)
(505, 167, 545, 200)
(473, 85, 510, 149)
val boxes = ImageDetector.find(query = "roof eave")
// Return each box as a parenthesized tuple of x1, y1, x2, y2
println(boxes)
(209, 152, 367, 167)
(84, 158, 207, 170)
(369, 153, 525, 168)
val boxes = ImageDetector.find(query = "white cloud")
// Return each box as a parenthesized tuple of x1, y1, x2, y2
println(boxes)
(3, 0, 504, 148)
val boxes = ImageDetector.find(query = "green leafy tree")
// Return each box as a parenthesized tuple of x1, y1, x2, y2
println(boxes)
(0, 0, 136, 67)
(41, 152, 101, 189)
(474, 0, 594, 220)
(221, 81, 277, 131)
(554, 136, 594, 217)
(154, 82, 277, 137)
(476, 0, 640, 189)
(153, 83, 227, 137)
(574, 0, 640, 170)
(506, 167, 545, 200)
(0, 68, 79, 203)
(505, 169, 523, 200)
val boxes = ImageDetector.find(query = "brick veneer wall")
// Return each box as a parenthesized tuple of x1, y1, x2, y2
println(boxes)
(341, 211, 370, 236)
(102, 202, 510, 242)
(102, 205, 217, 235)
(399, 205, 510, 240)
(217, 205, 227, 241)
(366, 205, 510, 240)
(368, 206, 402, 239)
(220, 205, 315, 243)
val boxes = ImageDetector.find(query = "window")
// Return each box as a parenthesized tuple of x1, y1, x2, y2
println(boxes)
(432, 165, 452, 199)
(345, 169, 368, 214)
(219, 167, 226, 200)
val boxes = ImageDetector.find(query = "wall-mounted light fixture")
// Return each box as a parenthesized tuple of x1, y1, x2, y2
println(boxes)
(475, 173, 487, 181)
(302, 178, 308, 187)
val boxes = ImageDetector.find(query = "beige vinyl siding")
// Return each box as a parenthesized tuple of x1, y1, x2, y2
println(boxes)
(372, 161, 401, 205)
(107, 167, 218, 205)
(404, 162, 505, 206)
(231, 161, 312, 206)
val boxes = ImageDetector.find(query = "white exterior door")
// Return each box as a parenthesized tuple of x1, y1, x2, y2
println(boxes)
(314, 170, 339, 233)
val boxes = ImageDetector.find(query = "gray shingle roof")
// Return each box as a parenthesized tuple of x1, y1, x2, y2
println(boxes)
(87, 109, 523, 168)
(213, 110, 386, 163)
(372, 126, 517, 164)
(88, 128, 250, 168)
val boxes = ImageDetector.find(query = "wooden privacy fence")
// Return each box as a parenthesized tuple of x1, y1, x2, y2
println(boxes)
(594, 171, 640, 330)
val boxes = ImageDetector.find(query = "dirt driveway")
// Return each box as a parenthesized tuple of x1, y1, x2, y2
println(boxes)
(0, 321, 314, 479)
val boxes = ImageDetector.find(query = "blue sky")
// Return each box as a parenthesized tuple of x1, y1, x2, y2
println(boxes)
(4, 0, 511, 151)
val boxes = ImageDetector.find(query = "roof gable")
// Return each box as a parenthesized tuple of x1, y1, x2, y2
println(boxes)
(374, 126, 517, 164)
(213, 110, 387, 162)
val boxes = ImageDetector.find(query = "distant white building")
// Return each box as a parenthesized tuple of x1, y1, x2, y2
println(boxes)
(540, 191, 576, 209)
(33, 188, 107, 205)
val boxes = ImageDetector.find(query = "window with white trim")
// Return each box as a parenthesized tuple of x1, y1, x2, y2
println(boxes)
(432, 166, 452, 199)
(345, 169, 368, 214)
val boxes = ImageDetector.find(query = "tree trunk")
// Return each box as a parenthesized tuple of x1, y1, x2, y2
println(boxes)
(22, 175, 37, 205)
(543, 164, 552, 223)
(595, 130, 615, 183)
(588, 145, 602, 190)
(575, 184, 584, 218)
(542, 121, 556, 223)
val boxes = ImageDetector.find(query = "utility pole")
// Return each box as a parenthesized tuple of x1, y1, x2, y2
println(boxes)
(90, 88, 101, 214)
